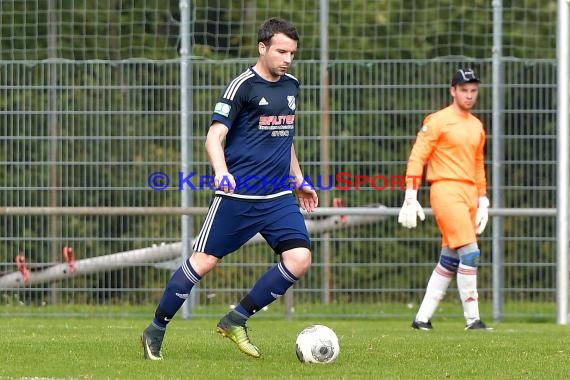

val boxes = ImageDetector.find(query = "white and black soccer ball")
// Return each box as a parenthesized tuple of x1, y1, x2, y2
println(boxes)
(295, 324, 340, 364)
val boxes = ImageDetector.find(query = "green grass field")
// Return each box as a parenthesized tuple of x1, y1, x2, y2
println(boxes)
(1, 317, 569, 380)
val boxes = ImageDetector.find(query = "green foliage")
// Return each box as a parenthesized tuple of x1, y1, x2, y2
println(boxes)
(0, 1, 558, 60)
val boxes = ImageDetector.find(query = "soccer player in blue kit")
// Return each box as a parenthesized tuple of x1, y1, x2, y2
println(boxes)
(141, 17, 318, 360)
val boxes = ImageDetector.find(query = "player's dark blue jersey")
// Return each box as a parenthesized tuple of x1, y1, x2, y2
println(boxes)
(211, 66, 299, 198)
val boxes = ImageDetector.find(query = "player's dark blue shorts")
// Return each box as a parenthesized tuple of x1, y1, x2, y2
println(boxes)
(192, 193, 311, 258)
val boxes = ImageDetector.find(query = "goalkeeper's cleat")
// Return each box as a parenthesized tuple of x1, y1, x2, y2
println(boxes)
(216, 318, 261, 358)
(465, 320, 494, 331)
(141, 324, 165, 360)
(411, 320, 433, 331)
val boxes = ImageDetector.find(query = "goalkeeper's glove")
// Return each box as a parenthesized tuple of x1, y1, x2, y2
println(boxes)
(475, 196, 490, 235)
(398, 189, 425, 229)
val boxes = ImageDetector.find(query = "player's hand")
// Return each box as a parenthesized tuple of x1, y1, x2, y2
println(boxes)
(398, 189, 425, 229)
(475, 196, 490, 234)
(214, 172, 236, 193)
(295, 186, 318, 212)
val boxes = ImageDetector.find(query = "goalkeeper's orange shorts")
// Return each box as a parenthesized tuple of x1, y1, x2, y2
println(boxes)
(429, 180, 478, 249)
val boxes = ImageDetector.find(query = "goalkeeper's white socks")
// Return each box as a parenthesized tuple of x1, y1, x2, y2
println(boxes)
(457, 263, 480, 325)
(415, 263, 454, 323)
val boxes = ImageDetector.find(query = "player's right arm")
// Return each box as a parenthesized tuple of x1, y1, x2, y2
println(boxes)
(398, 115, 440, 229)
(474, 127, 487, 196)
(405, 115, 441, 190)
(206, 70, 250, 193)
(205, 122, 235, 193)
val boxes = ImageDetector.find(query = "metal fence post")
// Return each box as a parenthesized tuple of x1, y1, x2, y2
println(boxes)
(491, 0, 505, 323)
(180, 0, 194, 319)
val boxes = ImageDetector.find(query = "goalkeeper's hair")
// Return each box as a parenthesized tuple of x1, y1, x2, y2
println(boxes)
(257, 17, 299, 46)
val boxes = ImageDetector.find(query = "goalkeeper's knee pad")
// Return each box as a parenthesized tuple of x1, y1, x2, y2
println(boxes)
(459, 250, 481, 267)
(439, 255, 459, 273)
(457, 243, 481, 267)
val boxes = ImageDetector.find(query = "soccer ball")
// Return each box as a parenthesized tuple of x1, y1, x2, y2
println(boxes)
(295, 324, 340, 364)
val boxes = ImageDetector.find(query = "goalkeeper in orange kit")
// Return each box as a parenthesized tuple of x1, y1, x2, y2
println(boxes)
(398, 68, 492, 330)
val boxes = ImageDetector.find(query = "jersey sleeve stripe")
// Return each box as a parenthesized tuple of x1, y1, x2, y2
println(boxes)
(284, 73, 299, 83)
(223, 70, 250, 98)
(223, 70, 255, 100)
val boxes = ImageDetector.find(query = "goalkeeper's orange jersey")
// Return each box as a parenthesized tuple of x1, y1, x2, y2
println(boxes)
(405, 104, 487, 196)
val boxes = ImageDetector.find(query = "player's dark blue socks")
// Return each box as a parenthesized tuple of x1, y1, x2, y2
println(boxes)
(234, 261, 297, 318)
(153, 259, 201, 328)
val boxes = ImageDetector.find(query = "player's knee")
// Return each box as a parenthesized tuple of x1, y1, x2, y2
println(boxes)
(459, 250, 480, 267)
(293, 249, 312, 272)
(282, 248, 312, 276)
(189, 252, 218, 275)
(439, 255, 459, 273)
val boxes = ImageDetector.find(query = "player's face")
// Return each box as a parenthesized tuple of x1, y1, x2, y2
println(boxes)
(451, 83, 479, 111)
(259, 33, 297, 80)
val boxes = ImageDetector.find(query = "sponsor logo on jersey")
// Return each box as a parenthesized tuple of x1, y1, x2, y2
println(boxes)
(214, 102, 231, 117)
(258, 115, 295, 126)
(258, 97, 269, 106)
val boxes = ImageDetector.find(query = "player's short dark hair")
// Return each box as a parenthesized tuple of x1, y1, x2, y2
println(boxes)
(257, 17, 299, 46)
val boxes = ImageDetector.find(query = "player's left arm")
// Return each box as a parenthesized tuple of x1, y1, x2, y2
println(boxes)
(475, 127, 488, 197)
(474, 127, 490, 234)
(290, 144, 318, 212)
